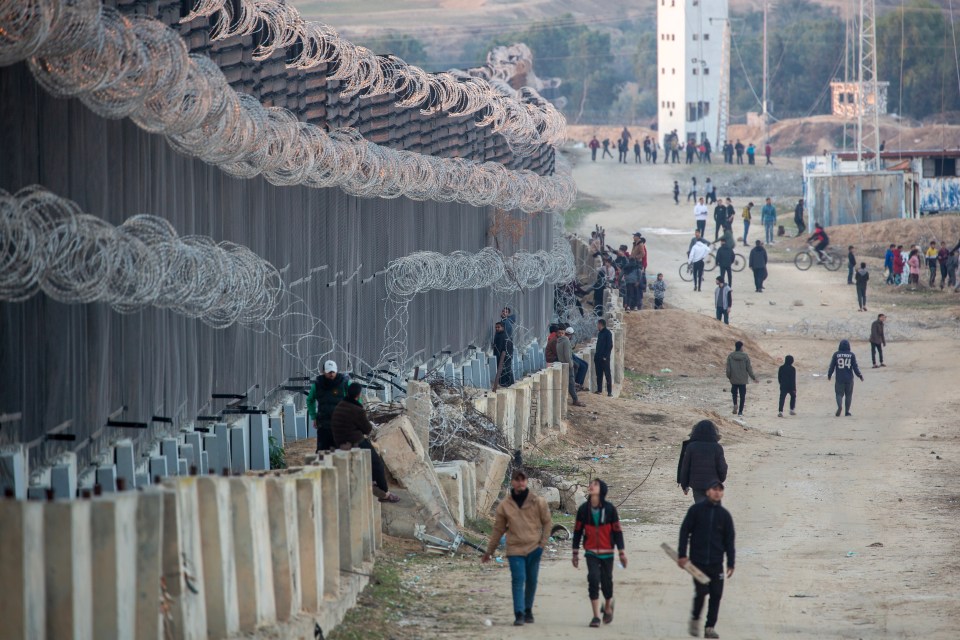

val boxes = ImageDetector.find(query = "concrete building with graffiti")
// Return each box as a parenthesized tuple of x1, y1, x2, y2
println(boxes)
(802, 149, 960, 226)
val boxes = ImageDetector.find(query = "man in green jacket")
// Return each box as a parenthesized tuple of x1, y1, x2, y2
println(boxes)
(725, 341, 757, 417)
(307, 360, 350, 452)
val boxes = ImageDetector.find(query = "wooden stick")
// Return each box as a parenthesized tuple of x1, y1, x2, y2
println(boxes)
(661, 543, 711, 585)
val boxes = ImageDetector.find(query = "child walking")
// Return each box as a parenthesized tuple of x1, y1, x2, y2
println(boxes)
(572, 478, 627, 628)
(777, 355, 797, 417)
(652, 272, 667, 309)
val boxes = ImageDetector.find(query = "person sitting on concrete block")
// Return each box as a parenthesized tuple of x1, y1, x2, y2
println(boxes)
(331, 382, 400, 504)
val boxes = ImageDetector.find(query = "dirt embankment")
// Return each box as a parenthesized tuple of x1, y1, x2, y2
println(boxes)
(777, 215, 960, 258)
(622, 308, 779, 376)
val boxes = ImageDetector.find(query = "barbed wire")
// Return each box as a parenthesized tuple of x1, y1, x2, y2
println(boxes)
(0, 187, 283, 328)
(178, 0, 566, 157)
(0, 0, 576, 213)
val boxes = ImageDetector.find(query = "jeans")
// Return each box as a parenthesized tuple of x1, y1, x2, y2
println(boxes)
(696, 219, 706, 236)
(715, 307, 729, 324)
(692, 563, 726, 628)
(567, 370, 579, 404)
(764, 221, 774, 243)
(778, 389, 796, 412)
(591, 148, 597, 161)
(655, 297, 664, 309)
(693, 260, 705, 290)
(929, 262, 937, 286)
(857, 284, 867, 309)
(835, 379, 854, 413)
(795, 219, 806, 236)
(870, 343, 883, 365)
(743, 221, 750, 244)
(508, 547, 543, 614)
(714, 222, 722, 241)
(718, 265, 732, 286)
(731, 384, 746, 414)
(573, 355, 588, 385)
(595, 356, 612, 394)
(586, 555, 614, 601)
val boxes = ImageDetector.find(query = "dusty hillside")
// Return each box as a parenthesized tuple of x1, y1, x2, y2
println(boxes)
(623, 308, 778, 376)
(778, 215, 960, 257)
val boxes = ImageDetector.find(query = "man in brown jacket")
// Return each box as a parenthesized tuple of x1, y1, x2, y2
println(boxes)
(869, 313, 886, 368)
(330, 383, 400, 503)
(482, 469, 552, 626)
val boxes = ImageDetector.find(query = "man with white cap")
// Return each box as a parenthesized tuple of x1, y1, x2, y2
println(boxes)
(306, 360, 350, 452)
(557, 325, 586, 407)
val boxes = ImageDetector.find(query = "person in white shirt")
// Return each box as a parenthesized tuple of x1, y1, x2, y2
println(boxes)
(688, 237, 711, 292)
(693, 198, 709, 236)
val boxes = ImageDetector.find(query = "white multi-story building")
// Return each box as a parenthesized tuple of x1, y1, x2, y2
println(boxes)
(656, 0, 729, 148)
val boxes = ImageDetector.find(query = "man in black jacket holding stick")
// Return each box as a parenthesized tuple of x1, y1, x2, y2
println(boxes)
(677, 481, 735, 639)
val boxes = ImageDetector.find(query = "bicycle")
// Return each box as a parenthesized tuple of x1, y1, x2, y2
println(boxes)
(794, 244, 842, 271)
(679, 244, 746, 281)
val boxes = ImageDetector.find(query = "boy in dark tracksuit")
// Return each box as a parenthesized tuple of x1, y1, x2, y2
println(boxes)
(678, 481, 735, 639)
(777, 355, 797, 417)
(827, 339, 864, 417)
(572, 479, 627, 628)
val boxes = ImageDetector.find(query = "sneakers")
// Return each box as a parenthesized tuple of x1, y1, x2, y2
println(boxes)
(524, 609, 534, 624)
(777, 412, 783, 417)
(737, 412, 743, 418)
(789, 410, 796, 416)
(589, 617, 601, 628)
(731, 407, 737, 415)
(872, 364, 878, 369)
(704, 628, 720, 639)
(514, 612, 525, 626)
(880, 363, 886, 367)
(603, 598, 614, 624)
(689, 618, 700, 637)
(835, 408, 842, 417)
(845, 412, 852, 417)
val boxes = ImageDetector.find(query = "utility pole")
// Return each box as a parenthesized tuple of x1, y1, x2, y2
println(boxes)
(762, 0, 768, 144)
(856, 0, 881, 171)
(842, 3, 851, 153)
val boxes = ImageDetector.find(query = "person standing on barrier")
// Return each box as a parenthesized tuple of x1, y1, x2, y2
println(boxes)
(307, 360, 350, 453)
(594, 319, 613, 396)
(678, 481, 736, 639)
(827, 339, 864, 417)
(572, 478, 627, 628)
(482, 469, 552, 627)
(493, 321, 515, 389)
(330, 382, 401, 503)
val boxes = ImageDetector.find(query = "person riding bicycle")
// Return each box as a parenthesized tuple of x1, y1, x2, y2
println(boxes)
(808, 223, 830, 262)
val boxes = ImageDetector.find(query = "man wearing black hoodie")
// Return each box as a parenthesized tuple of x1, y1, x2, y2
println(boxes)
(777, 355, 797, 417)
(678, 481, 735, 639)
(678, 420, 728, 503)
(827, 339, 864, 417)
(307, 360, 350, 452)
(594, 319, 614, 396)
(572, 478, 628, 628)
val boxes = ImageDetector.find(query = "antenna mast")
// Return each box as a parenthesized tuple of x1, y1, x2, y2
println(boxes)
(856, 0, 881, 170)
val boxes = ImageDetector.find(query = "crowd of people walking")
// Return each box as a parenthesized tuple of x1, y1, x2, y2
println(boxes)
(588, 128, 773, 168)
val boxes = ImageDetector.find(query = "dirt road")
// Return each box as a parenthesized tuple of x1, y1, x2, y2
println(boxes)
(476, 152, 960, 639)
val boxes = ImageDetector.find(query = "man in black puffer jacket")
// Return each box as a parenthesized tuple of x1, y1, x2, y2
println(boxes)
(678, 420, 728, 503)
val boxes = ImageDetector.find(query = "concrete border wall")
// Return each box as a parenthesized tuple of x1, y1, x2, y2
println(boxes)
(0, 449, 379, 640)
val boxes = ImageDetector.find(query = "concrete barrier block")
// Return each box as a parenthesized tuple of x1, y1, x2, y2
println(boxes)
(196, 478, 240, 638)
(295, 414, 307, 440)
(266, 477, 301, 621)
(200, 451, 209, 476)
(405, 380, 432, 462)
(295, 472, 325, 611)
(51, 463, 76, 500)
(434, 463, 465, 526)
(202, 434, 219, 475)
(444, 460, 477, 520)
(560, 363, 570, 420)
(162, 481, 207, 639)
(375, 417, 457, 539)
(229, 427, 247, 474)
(269, 416, 283, 448)
(177, 459, 189, 476)
(332, 452, 365, 570)
(0, 445, 28, 499)
(180, 445, 195, 473)
(551, 366, 563, 428)
(214, 423, 231, 476)
(134, 490, 164, 640)
(90, 493, 138, 639)
(282, 403, 297, 442)
(184, 433, 202, 471)
(495, 389, 516, 448)
(148, 457, 167, 481)
(161, 438, 179, 476)
(43, 500, 92, 639)
(473, 442, 512, 516)
(250, 414, 270, 471)
(484, 392, 498, 423)
(135, 473, 151, 488)
(540, 371, 554, 429)
(115, 440, 136, 489)
(96, 465, 117, 493)
(318, 466, 340, 599)
(514, 383, 532, 448)
(530, 375, 542, 441)
(230, 477, 277, 630)
(351, 449, 375, 561)
(0, 500, 45, 640)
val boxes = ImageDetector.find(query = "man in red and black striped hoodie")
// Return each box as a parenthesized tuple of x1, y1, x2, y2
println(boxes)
(572, 478, 628, 628)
